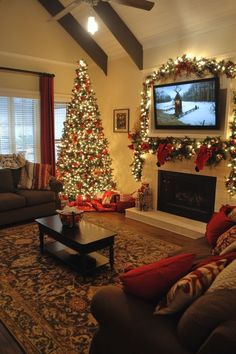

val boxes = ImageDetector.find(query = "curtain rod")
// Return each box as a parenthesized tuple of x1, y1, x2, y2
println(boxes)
(0, 66, 55, 77)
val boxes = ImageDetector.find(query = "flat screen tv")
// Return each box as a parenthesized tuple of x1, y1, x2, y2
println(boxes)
(153, 77, 219, 130)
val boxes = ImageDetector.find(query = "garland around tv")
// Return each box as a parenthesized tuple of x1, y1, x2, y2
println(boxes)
(128, 54, 236, 195)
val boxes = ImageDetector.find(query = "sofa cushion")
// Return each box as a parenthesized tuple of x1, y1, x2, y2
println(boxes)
(212, 225, 236, 255)
(155, 259, 227, 315)
(120, 253, 195, 300)
(11, 168, 22, 188)
(18, 161, 51, 190)
(16, 189, 55, 206)
(0, 193, 26, 211)
(207, 259, 236, 292)
(177, 289, 236, 352)
(91, 285, 188, 354)
(0, 169, 15, 192)
(205, 207, 235, 247)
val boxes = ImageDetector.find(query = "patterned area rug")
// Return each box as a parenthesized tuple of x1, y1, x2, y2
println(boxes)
(0, 214, 181, 354)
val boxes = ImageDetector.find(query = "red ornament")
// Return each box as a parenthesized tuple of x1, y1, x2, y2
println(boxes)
(128, 144, 134, 150)
(141, 142, 150, 151)
(72, 134, 78, 144)
(156, 143, 173, 167)
(128, 132, 132, 139)
(77, 181, 83, 189)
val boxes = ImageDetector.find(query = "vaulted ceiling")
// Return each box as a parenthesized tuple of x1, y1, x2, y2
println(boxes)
(38, 0, 236, 75)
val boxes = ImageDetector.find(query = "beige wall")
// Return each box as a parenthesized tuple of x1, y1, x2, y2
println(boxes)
(1, 0, 236, 198)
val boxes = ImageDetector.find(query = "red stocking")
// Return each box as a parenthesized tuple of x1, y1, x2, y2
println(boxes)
(195, 145, 212, 172)
(156, 143, 173, 167)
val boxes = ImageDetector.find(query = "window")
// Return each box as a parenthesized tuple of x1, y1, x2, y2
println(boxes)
(0, 97, 68, 163)
(54, 102, 68, 161)
(0, 96, 40, 162)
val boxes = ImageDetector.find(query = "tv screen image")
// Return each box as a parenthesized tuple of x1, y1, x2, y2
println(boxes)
(153, 77, 219, 130)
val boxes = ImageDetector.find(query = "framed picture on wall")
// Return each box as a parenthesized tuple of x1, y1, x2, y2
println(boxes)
(113, 109, 129, 133)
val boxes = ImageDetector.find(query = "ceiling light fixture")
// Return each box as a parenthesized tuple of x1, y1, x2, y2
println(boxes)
(87, 16, 98, 35)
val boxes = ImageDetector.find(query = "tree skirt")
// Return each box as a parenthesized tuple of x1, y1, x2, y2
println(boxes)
(0, 215, 181, 354)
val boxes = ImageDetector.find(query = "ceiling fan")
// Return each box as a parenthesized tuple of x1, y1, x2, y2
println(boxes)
(52, 0, 155, 21)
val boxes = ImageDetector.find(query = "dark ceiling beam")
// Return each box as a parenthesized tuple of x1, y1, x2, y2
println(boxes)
(38, 0, 108, 75)
(94, 2, 143, 70)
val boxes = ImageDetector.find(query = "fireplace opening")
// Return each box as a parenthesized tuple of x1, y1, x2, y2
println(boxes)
(158, 171, 216, 222)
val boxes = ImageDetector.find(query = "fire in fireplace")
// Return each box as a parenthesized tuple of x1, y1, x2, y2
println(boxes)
(158, 170, 216, 222)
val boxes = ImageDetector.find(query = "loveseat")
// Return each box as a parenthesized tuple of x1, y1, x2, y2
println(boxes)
(89, 210, 236, 354)
(0, 166, 62, 227)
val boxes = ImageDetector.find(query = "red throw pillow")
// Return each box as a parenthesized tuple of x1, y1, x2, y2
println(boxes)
(120, 253, 195, 300)
(205, 209, 235, 247)
(192, 251, 236, 270)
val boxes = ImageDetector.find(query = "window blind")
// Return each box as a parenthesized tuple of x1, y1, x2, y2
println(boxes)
(0, 96, 40, 162)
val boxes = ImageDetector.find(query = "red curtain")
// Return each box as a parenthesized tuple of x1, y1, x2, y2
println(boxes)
(40, 74, 55, 176)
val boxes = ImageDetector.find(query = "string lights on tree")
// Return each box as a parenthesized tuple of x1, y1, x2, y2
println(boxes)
(128, 54, 236, 193)
(57, 59, 114, 200)
(225, 92, 236, 195)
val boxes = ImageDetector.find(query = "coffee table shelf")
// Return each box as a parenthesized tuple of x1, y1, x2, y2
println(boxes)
(45, 241, 109, 273)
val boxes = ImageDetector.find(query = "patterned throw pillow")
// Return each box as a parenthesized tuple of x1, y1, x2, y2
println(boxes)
(0, 153, 26, 169)
(207, 259, 236, 292)
(154, 259, 227, 315)
(220, 240, 236, 255)
(18, 161, 51, 190)
(212, 225, 236, 255)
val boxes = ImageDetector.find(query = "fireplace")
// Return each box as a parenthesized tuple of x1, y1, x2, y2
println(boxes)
(158, 171, 216, 222)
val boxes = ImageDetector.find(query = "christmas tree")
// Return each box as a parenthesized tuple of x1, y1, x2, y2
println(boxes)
(57, 60, 114, 200)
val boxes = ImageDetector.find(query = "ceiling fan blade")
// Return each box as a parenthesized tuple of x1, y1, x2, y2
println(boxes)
(50, 0, 82, 21)
(110, 0, 155, 11)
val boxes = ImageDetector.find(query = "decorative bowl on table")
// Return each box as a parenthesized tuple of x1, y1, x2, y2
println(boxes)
(56, 207, 84, 228)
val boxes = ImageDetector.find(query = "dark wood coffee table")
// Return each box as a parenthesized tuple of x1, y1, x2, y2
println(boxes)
(35, 215, 117, 277)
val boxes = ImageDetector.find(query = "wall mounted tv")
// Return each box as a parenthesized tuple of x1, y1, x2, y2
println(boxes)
(153, 77, 219, 130)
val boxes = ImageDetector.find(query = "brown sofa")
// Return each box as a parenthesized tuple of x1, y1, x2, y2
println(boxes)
(0, 168, 62, 226)
(89, 237, 236, 354)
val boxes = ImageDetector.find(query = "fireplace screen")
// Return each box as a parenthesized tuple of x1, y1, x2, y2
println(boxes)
(158, 171, 216, 222)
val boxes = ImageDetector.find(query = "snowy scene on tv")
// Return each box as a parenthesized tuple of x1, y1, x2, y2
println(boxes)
(153, 79, 217, 127)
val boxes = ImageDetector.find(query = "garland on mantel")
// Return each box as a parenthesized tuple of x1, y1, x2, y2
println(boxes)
(128, 54, 236, 195)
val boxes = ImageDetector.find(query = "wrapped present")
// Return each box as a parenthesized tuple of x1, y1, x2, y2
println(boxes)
(91, 199, 117, 212)
(116, 199, 135, 213)
(101, 190, 120, 205)
(120, 192, 136, 202)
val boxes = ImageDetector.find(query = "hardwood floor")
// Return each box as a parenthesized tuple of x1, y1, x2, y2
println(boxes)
(0, 322, 25, 354)
(0, 212, 196, 353)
